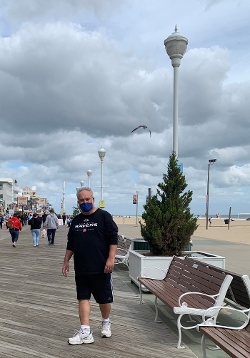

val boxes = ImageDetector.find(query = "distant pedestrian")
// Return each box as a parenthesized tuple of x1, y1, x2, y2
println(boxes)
(0, 215, 3, 229)
(67, 217, 72, 227)
(44, 209, 59, 245)
(42, 212, 47, 227)
(62, 213, 67, 225)
(209, 217, 212, 226)
(8, 213, 22, 247)
(28, 213, 42, 246)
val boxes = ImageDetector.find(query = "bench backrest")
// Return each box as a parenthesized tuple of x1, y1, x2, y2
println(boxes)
(117, 235, 133, 250)
(192, 260, 250, 308)
(165, 256, 229, 297)
(225, 271, 250, 308)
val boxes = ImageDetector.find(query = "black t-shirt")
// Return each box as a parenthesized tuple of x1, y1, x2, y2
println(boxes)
(28, 217, 42, 229)
(67, 209, 118, 274)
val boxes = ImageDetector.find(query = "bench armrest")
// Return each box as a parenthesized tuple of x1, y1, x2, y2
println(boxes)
(178, 291, 218, 307)
(197, 306, 250, 331)
(155, 267, 169, 274)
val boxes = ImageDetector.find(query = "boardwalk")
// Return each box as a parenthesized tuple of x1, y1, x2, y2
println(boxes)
(0, 225, 197, 358)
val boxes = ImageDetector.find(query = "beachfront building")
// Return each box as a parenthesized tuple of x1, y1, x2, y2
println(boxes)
(0, 178, 22, 212)
(21, 186, 49, 212)
(0, 181, 50, 214)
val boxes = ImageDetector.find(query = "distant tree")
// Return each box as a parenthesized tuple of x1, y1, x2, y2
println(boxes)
(140, 152, 198, 256)
(72, 206, 80, 216)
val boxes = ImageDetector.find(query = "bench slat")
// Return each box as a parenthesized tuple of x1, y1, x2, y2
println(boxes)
(195, 261, 250, 308)
(200, 325, 250, 358)
(139, 278, 216, 310)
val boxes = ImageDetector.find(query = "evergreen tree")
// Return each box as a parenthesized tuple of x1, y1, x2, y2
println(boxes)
(140, 152, 198, 256)
(72, 206, 80, 216)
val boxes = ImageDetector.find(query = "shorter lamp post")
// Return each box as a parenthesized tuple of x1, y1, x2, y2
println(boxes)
(98, 148, 106, 208)
(206, 159, 217, 230)
(87, 170, 92, 188)
(80, 181, 84, 187)
(135, 190, 139, 226)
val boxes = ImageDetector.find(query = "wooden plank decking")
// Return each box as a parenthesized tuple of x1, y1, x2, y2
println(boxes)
(0, 225, 197, 358)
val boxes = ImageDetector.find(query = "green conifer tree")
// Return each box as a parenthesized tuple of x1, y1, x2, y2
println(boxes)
(140, 152, 198, 256)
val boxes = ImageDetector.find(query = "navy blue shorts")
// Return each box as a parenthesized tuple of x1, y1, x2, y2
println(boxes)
(75, 273, 114, 304)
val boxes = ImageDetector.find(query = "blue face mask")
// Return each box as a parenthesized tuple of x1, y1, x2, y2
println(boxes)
(79, 202, 93, 212)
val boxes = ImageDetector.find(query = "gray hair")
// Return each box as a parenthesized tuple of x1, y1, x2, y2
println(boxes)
(76, 187, 94, 199)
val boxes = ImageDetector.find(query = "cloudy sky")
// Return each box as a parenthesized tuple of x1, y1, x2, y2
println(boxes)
(0, 0, 250, 217)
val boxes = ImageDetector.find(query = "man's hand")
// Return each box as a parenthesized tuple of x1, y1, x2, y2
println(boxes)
(104, 257, 115, 273)
(62, 262, 70, 277)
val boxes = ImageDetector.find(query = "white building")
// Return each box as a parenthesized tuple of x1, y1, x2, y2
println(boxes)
(0, 178, 22, 210)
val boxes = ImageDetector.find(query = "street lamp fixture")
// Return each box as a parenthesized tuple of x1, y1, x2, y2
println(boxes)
(206, 158, 217, 230)
(87, 170, 92, 188)
(164, 25, 188, 157)
(98, 148, 106, 208)
(80, 181, 84, 187)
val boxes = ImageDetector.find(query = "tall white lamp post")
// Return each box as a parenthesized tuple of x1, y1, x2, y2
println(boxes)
(164, 26, 188, 157)
(98, 148, 106, 208)
(135, 190, 139, 226)
(87, 170, 92, 188)
(206, 159, 217, 230)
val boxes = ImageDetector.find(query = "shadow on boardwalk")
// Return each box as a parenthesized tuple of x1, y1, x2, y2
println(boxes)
(0, 225, 197, 358)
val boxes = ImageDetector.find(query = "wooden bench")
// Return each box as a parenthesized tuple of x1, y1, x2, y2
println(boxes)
(198, 274, 250, 358)
(115, 235, 133, 267)
(203, 263, 250, 309)
(138, 255, 233, 348)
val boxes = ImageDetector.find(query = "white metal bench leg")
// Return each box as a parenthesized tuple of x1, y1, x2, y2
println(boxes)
(201, 334, 207, 358)
(139, 283, 143, 304)
(176, 315, 185, 349)
(154, 297, 162, 323)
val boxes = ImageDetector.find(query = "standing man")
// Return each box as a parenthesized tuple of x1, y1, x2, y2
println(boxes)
(62, 213, 67, 225)
(44, 209, 59, 245)
(62, 188, 118, 345)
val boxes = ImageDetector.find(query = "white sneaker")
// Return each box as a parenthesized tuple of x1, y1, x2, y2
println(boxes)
(68, 330, 94, 345)
(101, 321, 111, 338)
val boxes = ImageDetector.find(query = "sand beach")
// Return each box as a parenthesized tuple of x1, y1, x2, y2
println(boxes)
(193, 218, 250, 245)
(113, 216, 250, 246)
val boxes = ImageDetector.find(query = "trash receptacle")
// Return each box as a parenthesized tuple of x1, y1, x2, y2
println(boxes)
(224, 219, 229, 224)
(184, 243, 193, 251)
(132, 239, 150, 250)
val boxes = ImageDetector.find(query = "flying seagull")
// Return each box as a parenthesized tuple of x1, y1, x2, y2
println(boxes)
(131, 125, 151, 137)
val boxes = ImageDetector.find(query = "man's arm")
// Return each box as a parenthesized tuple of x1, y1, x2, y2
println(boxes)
(62, 249, 74, 277)
(104, 244, 117, 273)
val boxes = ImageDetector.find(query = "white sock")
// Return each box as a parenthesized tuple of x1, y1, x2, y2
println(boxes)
(102, 318, 110, 323)
(80, 325, 90, 333)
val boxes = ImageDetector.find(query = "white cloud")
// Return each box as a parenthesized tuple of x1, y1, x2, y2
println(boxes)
(0, 0, 250, 216)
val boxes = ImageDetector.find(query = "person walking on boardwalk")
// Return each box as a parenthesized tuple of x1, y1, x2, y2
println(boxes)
(62, 187, 118, 345)
(42, 212, 47, 227)
(0, 215, 3, 229)
(62, 213, 66, 225)
(44, 209, 59, 245)
(8, 213, 22, 247)
(28, 213, 42, 246)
